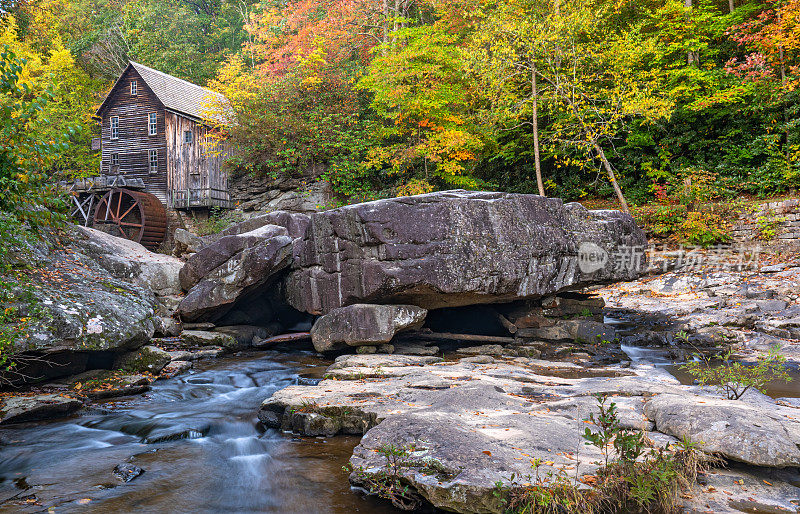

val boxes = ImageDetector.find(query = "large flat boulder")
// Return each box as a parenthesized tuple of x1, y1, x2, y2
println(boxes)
(286, 190, 646, 314)
(644, 393, 800, 467)
(310, 304, 427, 352)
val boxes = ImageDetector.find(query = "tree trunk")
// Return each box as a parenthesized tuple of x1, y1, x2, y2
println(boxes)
(532, 67, 544, 196)
(593, 142, 629, 213)
(728, 0, 734, 13)
(685, 0, 699, 65)
(781, 46, 790, 159)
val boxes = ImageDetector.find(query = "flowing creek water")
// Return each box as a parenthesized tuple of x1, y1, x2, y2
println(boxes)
(3, 320, 800, 513)
(611, 317, 800, 399)
(0, 350, 401, 513)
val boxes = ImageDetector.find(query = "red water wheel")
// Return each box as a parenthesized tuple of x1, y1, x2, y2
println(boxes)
(94, 188, 167, 250)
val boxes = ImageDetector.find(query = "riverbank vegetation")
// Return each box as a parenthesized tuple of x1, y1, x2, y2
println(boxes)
(1, 0, 799, 214)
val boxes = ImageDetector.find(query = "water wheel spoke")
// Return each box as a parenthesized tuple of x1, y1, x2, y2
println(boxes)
(116, 190, 123, 217)
(95, 199, 109, 221)
(119, 221, 144, 228)
(118, 201, 140, 221)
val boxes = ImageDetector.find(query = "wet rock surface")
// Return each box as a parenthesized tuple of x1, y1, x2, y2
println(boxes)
(113, 345, 171, 374)
(179, 330, 238, 350)
(0, 394, 83, 424)
(598, 256, 800, 365)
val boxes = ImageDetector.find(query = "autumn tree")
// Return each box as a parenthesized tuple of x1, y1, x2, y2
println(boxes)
(357, 9, 491, 194)
(470, 0, 553, 196)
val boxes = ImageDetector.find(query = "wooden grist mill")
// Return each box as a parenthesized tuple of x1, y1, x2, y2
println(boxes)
(66, 61, 232, 250)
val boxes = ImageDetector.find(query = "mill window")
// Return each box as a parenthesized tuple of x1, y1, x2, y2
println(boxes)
(149, 149, 158, 173)
(149, 113, 157, 135)
(110, 153, 119, 168)
(130, 80, 138, 95)
(110, 116, 119, 140)
(184, 130, 193, 144)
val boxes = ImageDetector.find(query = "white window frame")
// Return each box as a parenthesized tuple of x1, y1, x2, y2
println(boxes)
(130, 80, 138, 95)
(149, 149, 158, 174)
(110, 153, 119, 167)
(183, 130, 192, 144)
(148, 113, 157, 136)
(110, 116, 119, 140)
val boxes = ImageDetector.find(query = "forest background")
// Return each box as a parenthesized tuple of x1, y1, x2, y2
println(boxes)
(1, 0, 799, 246)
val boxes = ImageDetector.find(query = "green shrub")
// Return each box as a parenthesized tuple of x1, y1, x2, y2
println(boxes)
(193, 207, 244, 236)
(680, 345, 791, 400)
(755, 212, 786, 241)
(679, 211, 731, 247)
(495, 394, 717, 514)
(631, 204, 687, 238)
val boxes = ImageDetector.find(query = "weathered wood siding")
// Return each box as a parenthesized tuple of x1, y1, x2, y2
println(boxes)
(165, 111, 230, 209)
(98, 67, 168, 204)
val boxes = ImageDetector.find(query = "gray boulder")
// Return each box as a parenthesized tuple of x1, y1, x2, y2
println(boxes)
(286, 190, 646, 314)
(644, 393, 800, 467)
(0, 394, 83, 424)
(209, 210, 311, 242)
(310, 304, 427, 352)
(516, 319, 616, 342)
(178, 225, 294, 322)
(213, 325, 277, 347)
(179, 224, 291, 291)
(3, 226, 158, 385)
(173, 228, 203, 256)
(78, 226, 184, 296)
(180, 330, 238, 350)
(113, 345, 171, 374)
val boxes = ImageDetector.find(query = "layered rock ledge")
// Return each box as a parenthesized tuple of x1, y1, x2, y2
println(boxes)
(285, 190, 646, 314)
(259, 353, 800, 513)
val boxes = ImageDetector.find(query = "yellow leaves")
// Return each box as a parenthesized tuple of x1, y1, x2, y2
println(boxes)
(396, 178, 435, 197)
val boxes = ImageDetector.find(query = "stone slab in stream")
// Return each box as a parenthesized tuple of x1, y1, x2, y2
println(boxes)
(0, 393, 83, 424)
(259, 352, 800, 512)
(310, 304, 427, 352)
(644, 393, 800, 467)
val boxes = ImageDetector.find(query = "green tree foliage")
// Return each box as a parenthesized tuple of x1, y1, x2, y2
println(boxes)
(6, 0, 800, 208)
(358, 20, 490, 194)
(681, 345, 792, 400)
(1, 13, 102, 178)
(122, 0, 253, 85)
(0, 44, 69, 262)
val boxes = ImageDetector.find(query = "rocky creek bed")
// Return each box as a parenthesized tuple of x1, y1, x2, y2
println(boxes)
(4, 191, 800, 512)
